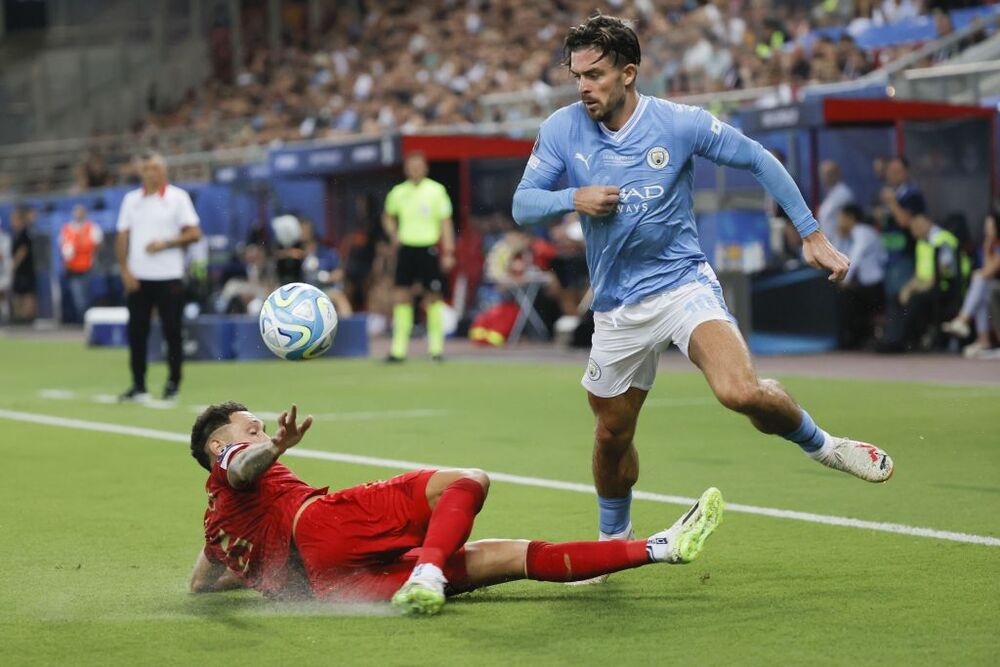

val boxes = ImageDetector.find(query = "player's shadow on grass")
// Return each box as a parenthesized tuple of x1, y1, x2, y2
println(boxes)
(453, 591, 706, 605)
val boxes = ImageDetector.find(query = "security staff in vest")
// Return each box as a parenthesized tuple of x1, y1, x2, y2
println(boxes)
(382, 151, 455, 362)
(115, 152, 201, 401)
(60, 204, 104, 323)
(879, 212, 968, 352)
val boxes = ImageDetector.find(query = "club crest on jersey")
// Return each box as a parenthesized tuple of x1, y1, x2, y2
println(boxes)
(587, 358, 602, 381)
(646, 146, 669, 169)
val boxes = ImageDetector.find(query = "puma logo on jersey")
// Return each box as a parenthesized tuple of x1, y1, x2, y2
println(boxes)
(574, 152, 593, 170)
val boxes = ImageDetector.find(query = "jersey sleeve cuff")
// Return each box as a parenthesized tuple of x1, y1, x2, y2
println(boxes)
(564, 188, 577, 212)
(794, 218, 819, 238)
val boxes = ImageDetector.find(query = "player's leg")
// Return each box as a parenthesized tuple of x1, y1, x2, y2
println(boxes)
(588, 387, 646, 539)
(389, 246, 415, 361)
(391, 469, 489, 614)
(154, 279, 184, 398)
(122, 282, 153, 398)
(687, 319, 893, 482)
(457, 487, 724, 590)
(422, 248, 447, 360)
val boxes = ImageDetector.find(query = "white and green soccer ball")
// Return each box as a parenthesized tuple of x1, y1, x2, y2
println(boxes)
(259, 283, 338, 360)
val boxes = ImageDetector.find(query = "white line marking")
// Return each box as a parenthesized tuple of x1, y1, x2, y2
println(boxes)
(1, 407, 997, 548)
(39, 389, 77, 400)
(39, 388, 449, 421)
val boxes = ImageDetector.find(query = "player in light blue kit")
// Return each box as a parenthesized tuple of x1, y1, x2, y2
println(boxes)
(512, 15, 894, 576)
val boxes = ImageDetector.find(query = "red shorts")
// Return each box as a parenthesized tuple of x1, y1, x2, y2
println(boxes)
(293, 470, 469, 602)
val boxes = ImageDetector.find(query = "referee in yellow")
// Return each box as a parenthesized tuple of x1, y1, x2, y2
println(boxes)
(382, 151, 455, 362)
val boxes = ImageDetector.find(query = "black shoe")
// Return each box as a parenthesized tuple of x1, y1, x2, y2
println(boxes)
(431, 354, 444, 363)
(162, 381, 180, 401)
(119, 386, 150, 402)
(385, 355, 406, 364)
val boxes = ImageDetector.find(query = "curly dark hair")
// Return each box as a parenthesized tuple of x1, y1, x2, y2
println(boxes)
(190, 401, 247, 471)
(563, 13, 641, 69)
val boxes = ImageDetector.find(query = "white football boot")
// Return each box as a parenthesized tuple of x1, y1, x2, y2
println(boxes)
(816, 437, 894, 483)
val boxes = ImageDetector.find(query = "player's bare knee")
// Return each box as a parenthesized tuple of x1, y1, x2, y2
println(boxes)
(595, 418, 635, 449)
(463, 468, 490, 494)
(715, 381, 761, 414)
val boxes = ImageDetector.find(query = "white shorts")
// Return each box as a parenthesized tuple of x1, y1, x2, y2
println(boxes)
(582, 263, 736, 398)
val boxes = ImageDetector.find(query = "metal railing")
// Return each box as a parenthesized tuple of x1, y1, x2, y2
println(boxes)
(896, 59, 1000, 104)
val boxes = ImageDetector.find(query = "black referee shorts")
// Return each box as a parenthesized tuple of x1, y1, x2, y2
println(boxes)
(394, 244, 444, 293)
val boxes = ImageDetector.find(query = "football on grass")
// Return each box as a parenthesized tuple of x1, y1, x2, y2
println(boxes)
(259, 283, 338, 360)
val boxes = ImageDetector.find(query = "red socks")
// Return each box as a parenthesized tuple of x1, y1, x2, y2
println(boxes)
(418, 478, 486, 569)
(525, 540, 650, 582)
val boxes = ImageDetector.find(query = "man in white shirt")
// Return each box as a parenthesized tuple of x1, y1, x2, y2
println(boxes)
(115, 152, 201, 401)
(817, 160, 854, 250)
(835, 204, 886, 349)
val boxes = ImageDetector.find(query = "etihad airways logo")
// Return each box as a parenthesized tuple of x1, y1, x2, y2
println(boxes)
(616, 184, 665, 214)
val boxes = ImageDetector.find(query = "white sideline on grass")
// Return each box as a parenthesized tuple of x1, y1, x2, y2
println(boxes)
(1, 407, 997, 548)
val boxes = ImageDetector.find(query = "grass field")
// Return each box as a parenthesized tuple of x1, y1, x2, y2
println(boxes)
(1, 337, 998, 665)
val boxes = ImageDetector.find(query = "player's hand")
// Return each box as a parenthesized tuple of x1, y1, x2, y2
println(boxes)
(441, 251, 456, 272)
(146, 239, 169, 253)
(122, 270, 139, 293)
(802, 231, 849, 282)
(271, 404, 313, 452)
(573, 185, 620, 217)
(880, 187, 896, 206)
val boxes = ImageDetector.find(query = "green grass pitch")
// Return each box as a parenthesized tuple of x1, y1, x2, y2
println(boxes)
(0, 338, 997, 665)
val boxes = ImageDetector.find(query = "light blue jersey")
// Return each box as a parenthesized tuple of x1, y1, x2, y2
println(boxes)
(512, 95, 818, 312)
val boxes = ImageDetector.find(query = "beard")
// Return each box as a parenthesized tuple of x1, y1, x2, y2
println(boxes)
(587, 89, 625, 124)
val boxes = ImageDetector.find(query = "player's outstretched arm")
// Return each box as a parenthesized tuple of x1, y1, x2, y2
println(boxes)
(226, 405, 313, 490)
(189, 549, 246, 593)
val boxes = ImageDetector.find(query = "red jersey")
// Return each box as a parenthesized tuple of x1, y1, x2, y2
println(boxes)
(202, 442, 326, 597)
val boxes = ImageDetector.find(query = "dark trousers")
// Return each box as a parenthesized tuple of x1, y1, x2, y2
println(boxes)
(127, 279, 184, 389)
(836, 282, 884, 349)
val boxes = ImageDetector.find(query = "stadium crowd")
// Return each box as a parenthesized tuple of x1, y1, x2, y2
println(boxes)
(0, 0, 989, 197)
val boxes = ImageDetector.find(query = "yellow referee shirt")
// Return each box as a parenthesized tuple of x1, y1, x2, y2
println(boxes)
(384, 178, 453, 247)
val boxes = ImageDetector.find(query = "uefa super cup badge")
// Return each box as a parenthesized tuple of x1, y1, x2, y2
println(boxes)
(587, 358, 602, 381)
(646, 147, 669, 169)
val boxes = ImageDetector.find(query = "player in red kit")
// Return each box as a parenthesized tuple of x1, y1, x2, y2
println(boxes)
(189, 401, 724, 615)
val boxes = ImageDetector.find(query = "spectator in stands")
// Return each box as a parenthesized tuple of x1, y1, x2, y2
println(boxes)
(0, 213, 10, 324)
(482, 225, 561, 335)
(10, 205, 37, 324)
(84, 153, 112, 188)
(835, 204, 886, 349)
(59, 204, 104, 323)
(817, 160, 855, 248)
(217, 243, 272, 315)
(879, 155, 925, 301)
(942, 211, 1000, 357)
(115, 152, 202, 402)
(300, 219, 352, 317)
(879, 212, 967, 352)
(272, 214, 306, 285)
(547, 213, 589, 316)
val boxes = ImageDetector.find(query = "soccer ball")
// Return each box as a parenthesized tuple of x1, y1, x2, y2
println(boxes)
(259, 283, 338, 360)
